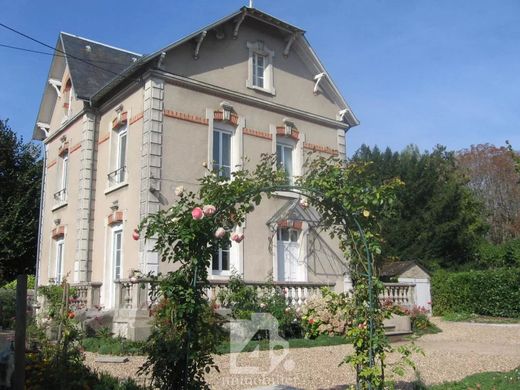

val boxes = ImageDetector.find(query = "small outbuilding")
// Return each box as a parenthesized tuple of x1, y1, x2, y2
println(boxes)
(380, 261, 432, 313)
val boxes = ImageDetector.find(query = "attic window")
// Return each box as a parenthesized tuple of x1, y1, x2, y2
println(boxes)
(246, 41, 275, 95)
(62, 79, 73, 120)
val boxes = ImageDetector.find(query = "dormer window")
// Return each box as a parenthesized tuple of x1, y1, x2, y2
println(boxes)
(246, 41, 275, 95)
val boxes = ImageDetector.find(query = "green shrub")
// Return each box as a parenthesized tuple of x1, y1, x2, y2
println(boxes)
(476, 239, 520, 268)
(1, 275, 36, 290)
(0, 288, 16, 329)
(432, 268, 520, 317)
(217, 274, 304, 338)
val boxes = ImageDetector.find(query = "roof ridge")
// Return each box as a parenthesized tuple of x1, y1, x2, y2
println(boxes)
(60, 31, 142, 57)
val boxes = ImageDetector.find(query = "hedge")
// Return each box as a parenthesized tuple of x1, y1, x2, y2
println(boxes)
(431, 268, 520, 317)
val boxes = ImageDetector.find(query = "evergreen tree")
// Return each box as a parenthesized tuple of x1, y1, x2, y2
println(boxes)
(0, 119, 42, 282)
(352, 144, 486, 270)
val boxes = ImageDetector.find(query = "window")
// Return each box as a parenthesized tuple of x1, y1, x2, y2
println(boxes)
(277, 143, 293, 183)
(112, 228, 123, 281)
(246, 41, 275, 94)
(212, 244, 230, 274)
(116, 127, 127, 183)
(54, 153, 68, 204)
(277, 227, 300, 243)
(213, 128, 231, 178)
(55, 238, 64, 283)
(108, 126, 127, 186)
(62, 79, 72, 120)
(253, 53, 266, 88)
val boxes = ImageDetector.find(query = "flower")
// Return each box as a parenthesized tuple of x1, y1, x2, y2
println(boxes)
(308, 318, 315, 325)
(174, 186, 185, 196)
(299, 198, 309, 208)
(202, 161, 208, 168)
(132, 229, 140, 241)
(191, 207, 204, 220)
(129, 276, 138, 283)
(285, 307, 291, 313)
(362, 210, 370, 218)
(214, 227, 226, 239)
(260, 302, 266, 309)
(203, 204, 216, 216)
(67, 311, 75, 319)
(231, 232, 244, 243)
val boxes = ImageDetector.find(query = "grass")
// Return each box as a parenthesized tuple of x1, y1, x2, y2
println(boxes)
(82, 334, 348, 356)
(442, 312, 520, 324)
(81, 337, 146, 356)
(426, 366, 520, 389)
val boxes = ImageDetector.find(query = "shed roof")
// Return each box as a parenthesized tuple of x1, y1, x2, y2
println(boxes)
(380, 261, 431, 277)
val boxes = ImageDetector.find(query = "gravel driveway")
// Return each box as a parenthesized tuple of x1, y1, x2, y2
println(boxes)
(84, 318, 520, 389)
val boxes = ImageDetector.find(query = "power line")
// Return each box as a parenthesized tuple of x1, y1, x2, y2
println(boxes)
(0, 42, 135, 66)
(0, 22, 142, 83)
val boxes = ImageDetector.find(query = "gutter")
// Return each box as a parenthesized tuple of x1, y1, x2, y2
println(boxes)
(34, 144, 47, 298)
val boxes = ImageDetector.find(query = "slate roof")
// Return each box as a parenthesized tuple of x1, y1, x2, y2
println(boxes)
(380, 261, 430, 277)
(60, 32, 141, 100)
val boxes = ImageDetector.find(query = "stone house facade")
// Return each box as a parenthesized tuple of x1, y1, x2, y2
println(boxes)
(33, 6, 359, 338)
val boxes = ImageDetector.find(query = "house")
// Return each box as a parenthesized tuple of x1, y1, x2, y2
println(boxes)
(32, 6, 359, 339)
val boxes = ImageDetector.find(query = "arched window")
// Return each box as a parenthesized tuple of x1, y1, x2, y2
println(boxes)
(62, 79, 72, 118)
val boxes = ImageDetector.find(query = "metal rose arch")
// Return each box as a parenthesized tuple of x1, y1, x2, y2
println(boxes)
(137, 154, 403, 389)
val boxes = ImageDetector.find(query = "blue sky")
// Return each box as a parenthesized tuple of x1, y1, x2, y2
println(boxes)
(1, 0, 519, 155)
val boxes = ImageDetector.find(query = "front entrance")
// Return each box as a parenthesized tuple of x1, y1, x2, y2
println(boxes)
(277, 227, 306, 281)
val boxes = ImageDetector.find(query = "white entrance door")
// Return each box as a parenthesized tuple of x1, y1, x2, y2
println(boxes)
(277, 227, 305, 281)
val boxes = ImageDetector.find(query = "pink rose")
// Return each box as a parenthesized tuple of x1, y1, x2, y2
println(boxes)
(214, 227, 226, 239)
(231, 232, 244, 243)
(191, 207, 204, 220)
(308, 318, 315, 325)
(203, 205, 216, 216)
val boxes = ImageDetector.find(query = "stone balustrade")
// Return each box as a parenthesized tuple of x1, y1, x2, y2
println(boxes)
(380, 282, 416, 307)
(207, 279, 336, 308)
(70, 282, 102, 309)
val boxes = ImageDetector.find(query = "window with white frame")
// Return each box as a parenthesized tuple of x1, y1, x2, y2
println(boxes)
(54, 153, 68, 204)
(253, 52, 266, 89)
(55, 238, 64, 283)
(108, 126, 128, 186)
(213, 128, 231, 178)
(212, 244, 230, 275)
(112, 227, 123, 281)
(246, 41, 275, 94)
(116, 127, 127, 183)
(276, 142, 294, 183)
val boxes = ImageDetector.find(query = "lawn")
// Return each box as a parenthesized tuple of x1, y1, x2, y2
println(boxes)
(81, 334, 349, 356)
(426, 366, 520, 389)
(442, 312, 520, 324)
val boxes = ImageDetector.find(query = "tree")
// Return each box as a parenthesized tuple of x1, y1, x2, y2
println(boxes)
(0, 119, 42, 282)
(353, 144, 487, 270)
(457, 144, 520, 244)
